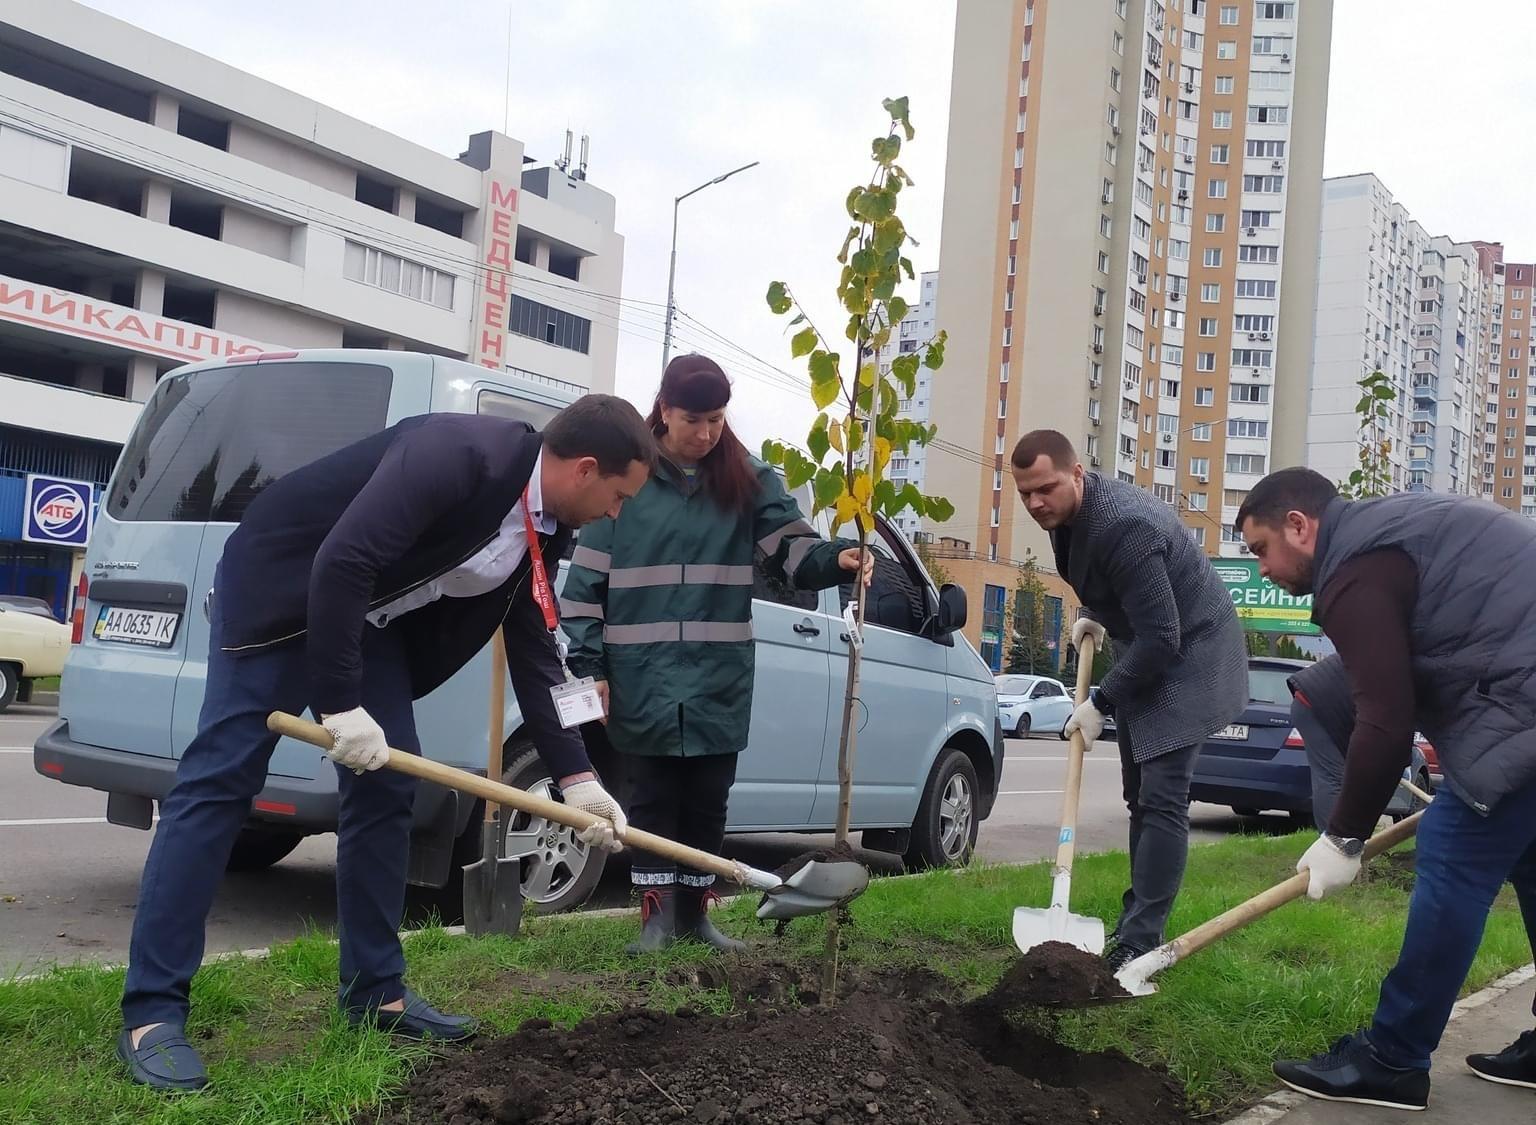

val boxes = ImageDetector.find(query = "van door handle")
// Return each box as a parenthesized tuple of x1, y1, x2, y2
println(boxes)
(793, 622, 821, 636)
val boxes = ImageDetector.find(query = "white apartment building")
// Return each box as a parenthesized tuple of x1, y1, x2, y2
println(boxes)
(878, 270, 939, 538)
(0, 0, 623, 618)
(1308, 173, 1497, 499)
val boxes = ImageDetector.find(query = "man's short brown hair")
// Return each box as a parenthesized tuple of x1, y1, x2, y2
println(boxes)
(544, 393, 658, 476)
(1011, 429, 1079, 472)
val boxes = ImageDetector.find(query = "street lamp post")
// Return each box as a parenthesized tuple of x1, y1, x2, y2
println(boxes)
(661, 160, 760, 371)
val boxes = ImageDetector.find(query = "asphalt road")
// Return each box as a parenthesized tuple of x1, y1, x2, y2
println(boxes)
(0, 702, 1283, 972)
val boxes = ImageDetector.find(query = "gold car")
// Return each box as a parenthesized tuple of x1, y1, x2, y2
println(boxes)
(0, 603, 69, 711)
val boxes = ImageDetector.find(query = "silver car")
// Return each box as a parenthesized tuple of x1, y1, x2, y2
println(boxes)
(995, 674, 1074, 739)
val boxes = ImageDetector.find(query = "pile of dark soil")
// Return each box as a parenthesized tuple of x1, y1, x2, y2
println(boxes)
(369, 962, 1185, 1125)
(972, 940, 1130, 1009)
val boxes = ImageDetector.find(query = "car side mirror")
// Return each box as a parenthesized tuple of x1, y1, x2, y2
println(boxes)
(935, 583, 967, 634)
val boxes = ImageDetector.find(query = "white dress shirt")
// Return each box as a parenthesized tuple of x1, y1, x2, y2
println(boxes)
(367, 454, 556, 628)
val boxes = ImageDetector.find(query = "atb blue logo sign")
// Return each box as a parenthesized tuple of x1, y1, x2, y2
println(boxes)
(23, 475, 94, 548)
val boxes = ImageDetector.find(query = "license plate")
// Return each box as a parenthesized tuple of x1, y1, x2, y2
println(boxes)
(94, 606, 180, 648)
(1212, 724, 1250, 741)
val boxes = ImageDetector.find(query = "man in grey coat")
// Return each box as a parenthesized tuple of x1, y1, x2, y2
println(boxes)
(1011, 430, 1248, 971)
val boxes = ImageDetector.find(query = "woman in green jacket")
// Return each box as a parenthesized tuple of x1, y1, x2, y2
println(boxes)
(560, 354, 865, 953)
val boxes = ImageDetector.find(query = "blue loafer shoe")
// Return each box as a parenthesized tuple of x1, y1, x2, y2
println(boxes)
(347, 989, 477, 1042)
(116, 1024, 209, 1092)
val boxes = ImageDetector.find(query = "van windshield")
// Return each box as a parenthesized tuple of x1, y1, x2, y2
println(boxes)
(106, 361, 393, 523)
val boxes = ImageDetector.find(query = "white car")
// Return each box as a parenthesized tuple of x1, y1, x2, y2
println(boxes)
(995, 674, 1074, 739)
(0, 603, 69, 711)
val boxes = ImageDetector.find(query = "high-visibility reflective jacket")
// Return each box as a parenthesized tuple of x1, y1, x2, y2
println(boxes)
(560, 456, 851, 757)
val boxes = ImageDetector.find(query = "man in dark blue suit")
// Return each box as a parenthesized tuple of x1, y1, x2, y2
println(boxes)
(117, 394, 654, 1092)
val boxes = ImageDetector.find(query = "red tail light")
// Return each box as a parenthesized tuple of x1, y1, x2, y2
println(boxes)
(71, 574, 88, 644)
(1283, 727, 1304, 749)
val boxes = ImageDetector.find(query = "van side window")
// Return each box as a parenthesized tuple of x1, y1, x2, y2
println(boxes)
(838, 522, 927, 636)
(477, 390, 559, 430)
(106, 362, 392, 523)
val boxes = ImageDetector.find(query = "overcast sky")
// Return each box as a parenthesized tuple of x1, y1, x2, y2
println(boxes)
(78, 0, 1536, 448)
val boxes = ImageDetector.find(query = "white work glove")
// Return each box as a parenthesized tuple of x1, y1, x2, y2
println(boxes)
(1064, 698, 1107, 748)
(1071, 616, 1107, 650)
(561, 779, 628, 853)
(1297, 834, 1362, 901)
(319, 707, 390, 773)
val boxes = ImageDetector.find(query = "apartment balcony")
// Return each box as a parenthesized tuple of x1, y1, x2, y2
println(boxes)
(1412, 408, 1437, 422)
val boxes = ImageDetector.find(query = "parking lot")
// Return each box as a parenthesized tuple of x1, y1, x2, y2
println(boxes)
(1, 699, 1267, 971)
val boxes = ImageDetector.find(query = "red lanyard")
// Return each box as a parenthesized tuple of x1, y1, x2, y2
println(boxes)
(521, 488, 558, 631)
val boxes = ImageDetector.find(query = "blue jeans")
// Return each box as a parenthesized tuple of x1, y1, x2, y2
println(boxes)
(121, 596, 422, 1029)
(1368, 777, 1536, 1070)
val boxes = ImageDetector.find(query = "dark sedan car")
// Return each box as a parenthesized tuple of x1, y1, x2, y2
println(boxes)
(1189, 657, 1431, 827)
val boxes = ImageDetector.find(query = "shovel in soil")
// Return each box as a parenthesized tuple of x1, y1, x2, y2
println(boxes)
(1011, 634, 1107, 957)
(1113, 807, 1425, 999)
(266, 712, 869, 921)
(462, 636, 522, 936)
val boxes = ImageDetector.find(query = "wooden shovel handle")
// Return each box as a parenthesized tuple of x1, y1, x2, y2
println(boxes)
(1052, 634, 1097, 879)
(1165, 810, 1424, 964)
(486, 635, 508, 824)
(267, 711, 747, 884)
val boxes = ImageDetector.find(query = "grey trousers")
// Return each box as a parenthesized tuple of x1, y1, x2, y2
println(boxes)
(1113, 721, 1200, 953)
(1291, 697, 1344, 832)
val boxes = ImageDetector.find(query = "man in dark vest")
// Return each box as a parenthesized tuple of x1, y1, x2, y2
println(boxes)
(1237, 466, 1536, 1111)
(117, 395, 653, 1093)
(1011, 430, 1248, 972)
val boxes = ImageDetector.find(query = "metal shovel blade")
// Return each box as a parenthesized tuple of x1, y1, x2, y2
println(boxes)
(1011, 903, 1107, 957)
(463, 820, 523, 936)
(756, 858, 870, 920)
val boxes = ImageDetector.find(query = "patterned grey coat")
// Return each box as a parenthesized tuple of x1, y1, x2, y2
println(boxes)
(1051, 473, 1249, 762)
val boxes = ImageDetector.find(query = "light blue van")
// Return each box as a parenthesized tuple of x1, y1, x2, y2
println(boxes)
(34, 350, 1004, 914)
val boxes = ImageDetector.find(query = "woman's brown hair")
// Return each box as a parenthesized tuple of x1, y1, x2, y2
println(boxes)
(646, 354, 758, 516)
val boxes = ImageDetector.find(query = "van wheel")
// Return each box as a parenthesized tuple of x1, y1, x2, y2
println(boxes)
(226, 826, 304, 872)
(0, 664, 18, 713)
(903, 748, 979, 870)
(498, 742, 609, 914)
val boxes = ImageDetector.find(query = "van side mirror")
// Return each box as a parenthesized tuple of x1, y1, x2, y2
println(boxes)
(935, 583, 967, 634)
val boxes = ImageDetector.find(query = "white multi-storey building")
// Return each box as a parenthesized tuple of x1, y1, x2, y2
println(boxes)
(1307, 173, 1498, 500)
(877, 270, 938, 538)
(0, 0, 623, 617)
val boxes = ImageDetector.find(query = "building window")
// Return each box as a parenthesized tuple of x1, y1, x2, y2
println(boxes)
(1232, 348, 1274, 368)
(1197, 351, 1217, 371)
(508, 294, 593, 353)
(1239, 244, 1280, 263)
(1111, 67, 1122, 91)
(1216, 42, 1237, 61)
(1246, 139, 1287, 157)
(343, 241, 456, 310)
(1236, 279, 1278, 298)
(1204, 248, 1223, 267)
(1208, 178, 1228, 199)
(1192, 423, 1212, 441)
(1241, 209, 1277, 228)
(1210, 143, 1230, 164)
(1214, 76, 1235, 95)
(1243, 174, 1284, 193)
(1098, 251, 1111, 273)
(1207, 213, 1226, 233)
(1212, 109, 1233, 128)
(1255, 2, 1296, 18)
(1220, 5, 1240, 24)
(1190, 457, 1211, 478)
(1228, 418, 1269, 439)
(1162, 379, 1181, 398)
(1248, 104, 1290, 124)
(1188, 491, 1209, 511)
(1226, 453, 1268, 474)
(1231, 383, 1271, 403)
(1196, 386, 1216, 406)
(1201, 283, 1222, 302)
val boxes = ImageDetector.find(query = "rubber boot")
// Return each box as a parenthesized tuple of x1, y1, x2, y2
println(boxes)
(676, 885, 748, 952)
(624, 886, 676, 955)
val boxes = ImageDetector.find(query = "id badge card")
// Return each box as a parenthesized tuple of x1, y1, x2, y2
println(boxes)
(551, 676, 604, 729)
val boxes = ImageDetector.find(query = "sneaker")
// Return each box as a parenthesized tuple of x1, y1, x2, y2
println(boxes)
(1274, 1031, 1430, 1112)
(1467, 1028, 1536, 1090)
(1103, 942, 1146, 974)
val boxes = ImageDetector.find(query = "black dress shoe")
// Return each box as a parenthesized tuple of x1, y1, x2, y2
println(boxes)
(1467, 1028, 1536, 1090)
(116, 1024, 209, 1092)
(1274, 1031, 1430, 1112)
(347, 989, 477, 1042)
